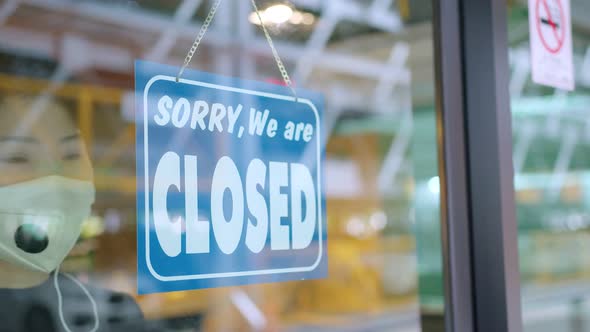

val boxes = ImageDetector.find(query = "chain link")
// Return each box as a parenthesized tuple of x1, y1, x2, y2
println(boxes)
(250, 0, 297, 101)
(176, 0, 223, 82)
(176, 0, 298, 102)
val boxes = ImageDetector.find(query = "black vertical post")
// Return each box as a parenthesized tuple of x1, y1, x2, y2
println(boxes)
(432, 0, 523, 331)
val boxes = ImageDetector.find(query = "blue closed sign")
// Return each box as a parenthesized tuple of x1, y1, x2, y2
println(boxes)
(135, 61, 327, 294)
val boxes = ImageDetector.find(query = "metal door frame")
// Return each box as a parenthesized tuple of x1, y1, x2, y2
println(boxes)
(432, 0, 523, 331)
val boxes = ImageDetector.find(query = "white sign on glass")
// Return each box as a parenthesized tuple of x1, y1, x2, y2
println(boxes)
(528, 0, 575, 90)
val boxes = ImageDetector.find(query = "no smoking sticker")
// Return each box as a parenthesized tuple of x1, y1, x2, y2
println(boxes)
(529, 0, 574, 90)
(536, 0, 565, 53)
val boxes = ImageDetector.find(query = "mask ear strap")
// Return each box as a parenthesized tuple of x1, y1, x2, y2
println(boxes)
(54, 265, 100, 332)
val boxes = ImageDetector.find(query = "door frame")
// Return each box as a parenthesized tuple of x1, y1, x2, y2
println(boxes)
(432, 0, 523, 331)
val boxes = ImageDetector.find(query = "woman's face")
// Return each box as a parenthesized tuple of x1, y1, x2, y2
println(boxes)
(0, 97, 93, 185)
(0, 97, 95, 288)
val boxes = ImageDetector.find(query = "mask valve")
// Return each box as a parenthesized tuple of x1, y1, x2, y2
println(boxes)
(14, 224, 49, 254)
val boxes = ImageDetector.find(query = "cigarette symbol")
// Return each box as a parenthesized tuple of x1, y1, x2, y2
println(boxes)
(540, 18, 559, 29)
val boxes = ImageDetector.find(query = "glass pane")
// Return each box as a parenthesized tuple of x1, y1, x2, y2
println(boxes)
(507, 1, 590, 330)
(0, 1, 444, 331)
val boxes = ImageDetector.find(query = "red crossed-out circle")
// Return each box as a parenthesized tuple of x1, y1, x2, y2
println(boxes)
(535, 0, 566, 54)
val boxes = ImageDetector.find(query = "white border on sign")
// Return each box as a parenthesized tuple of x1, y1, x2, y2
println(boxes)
(143, 75, 323, 282)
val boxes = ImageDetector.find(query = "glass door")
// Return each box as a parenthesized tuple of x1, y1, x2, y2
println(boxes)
(506, 0, 590, 331)
(0, 1, 445, 331)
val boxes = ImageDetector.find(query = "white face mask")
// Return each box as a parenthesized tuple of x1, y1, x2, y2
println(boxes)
(0, 176, 95, 274)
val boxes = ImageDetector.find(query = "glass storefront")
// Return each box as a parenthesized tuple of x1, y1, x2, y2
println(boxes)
(506, 1, 590, 331)
(0, 1, 444, 331)
(8, 0, 590, 331)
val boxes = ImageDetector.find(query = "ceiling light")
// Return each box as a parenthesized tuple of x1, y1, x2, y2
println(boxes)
(289, 11, 303, 25)
(248, 11, 262, 25)
(249, 5, 313, 27)
(264, 4, 293, 25)
(302, 12, 315, 25)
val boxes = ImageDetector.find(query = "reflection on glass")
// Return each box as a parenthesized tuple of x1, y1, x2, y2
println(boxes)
(0, 1, 442, 331)
(507, 1, 590, 331)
